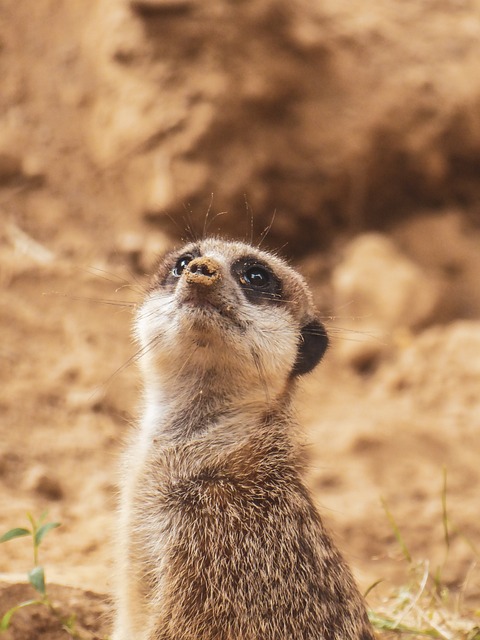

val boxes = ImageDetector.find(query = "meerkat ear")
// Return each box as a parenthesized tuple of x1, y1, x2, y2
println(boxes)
(292, 319, 329, 377)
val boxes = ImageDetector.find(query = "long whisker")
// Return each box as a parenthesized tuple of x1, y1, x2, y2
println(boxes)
(320, 300, 356, 314)
(313, 324, 387, 345)
(251, 305, 385, 345)
(202, 194, 214, 239)
(205, 210, 227, 236)
(243, 194, 255, 246)
(258, 210, 277, 248)
(182, 205, 199, 243)
(325, 333, 384, 345)
(98, 334, 162, 392)
(171, 344, 200, 387)
(77, 265, 136, 288)
(137, 297, 177, 322)
(164, 210, 187, 238)
(43, 291, 136, 308)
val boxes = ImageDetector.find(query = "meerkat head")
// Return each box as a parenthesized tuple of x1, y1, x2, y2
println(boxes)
(135, 238, 328, 401)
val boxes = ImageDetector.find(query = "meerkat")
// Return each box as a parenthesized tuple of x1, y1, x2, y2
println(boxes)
(112, 237, 375, 640)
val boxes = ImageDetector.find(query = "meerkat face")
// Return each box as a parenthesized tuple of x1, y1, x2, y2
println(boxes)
(135, 238, 328, 394)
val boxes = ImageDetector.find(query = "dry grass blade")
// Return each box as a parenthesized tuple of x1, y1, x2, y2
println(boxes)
(372, 481, 480, 639)
(381, 497, 413, 564)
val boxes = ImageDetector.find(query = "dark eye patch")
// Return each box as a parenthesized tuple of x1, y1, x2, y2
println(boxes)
(231, 256, 283, 305)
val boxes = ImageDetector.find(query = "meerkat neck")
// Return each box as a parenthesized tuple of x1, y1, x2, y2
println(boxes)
(141, 372, 295, 444)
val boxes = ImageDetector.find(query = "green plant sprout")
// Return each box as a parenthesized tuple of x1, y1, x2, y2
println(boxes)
(0, 512, 83, 638)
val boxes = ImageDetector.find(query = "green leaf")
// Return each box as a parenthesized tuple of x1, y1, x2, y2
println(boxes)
(26, 512, 36, 530)
(28, 566, 46, 595)
(0, 599, 43, 630)
(0, 527, 31, 544)
(34, 522, 60, 547)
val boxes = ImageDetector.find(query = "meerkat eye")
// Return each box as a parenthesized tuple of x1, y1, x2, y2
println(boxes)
(232, 257, 281, 303)
(242, 265, 271, 288)
(172, 255, 194, 277)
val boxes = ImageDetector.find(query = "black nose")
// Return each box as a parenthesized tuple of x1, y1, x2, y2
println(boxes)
(185, 257, 221, 286)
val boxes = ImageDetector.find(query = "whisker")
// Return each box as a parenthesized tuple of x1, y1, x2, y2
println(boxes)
(202, 194, 215, 239)
(171, 345, 200, 387)
(205, 210, 228, 237)
(241, 289, 287, 303)
(276, 242, 289, 254)
(320, 300, 356, 314)
(182, 205, 200, 243)
(43, 291, 136, 308)
(322, 325, 378, 336)
(243, 194, 255, 246)
(321, 326, 387, 345)
(326, 334, 380, 344)
(258, 210, 277, 248)
(99, 334, 162, 391)
(77, 265, 135, 287)
(137, 297, 177, 322)
(320, 313, 375, 322)
(164, 210, 187, 237)
(74, 264, 146, 299)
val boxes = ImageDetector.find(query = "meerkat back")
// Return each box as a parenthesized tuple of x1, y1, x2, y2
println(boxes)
(112, 238, 375, 640)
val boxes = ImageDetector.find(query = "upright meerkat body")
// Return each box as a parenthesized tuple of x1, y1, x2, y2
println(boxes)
(113, 238, 375, 640)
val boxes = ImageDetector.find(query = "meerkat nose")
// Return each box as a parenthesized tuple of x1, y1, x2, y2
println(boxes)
(185, 256, 221, 287)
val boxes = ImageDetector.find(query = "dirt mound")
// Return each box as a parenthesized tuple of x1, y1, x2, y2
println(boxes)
(2, 1, 480, 250)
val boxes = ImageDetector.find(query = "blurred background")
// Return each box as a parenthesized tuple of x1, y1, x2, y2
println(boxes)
(1, 0, 479, 632)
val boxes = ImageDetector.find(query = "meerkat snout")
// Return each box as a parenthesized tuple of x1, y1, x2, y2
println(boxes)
(184, 256, 221, 286)
(113, 238, 375, 640)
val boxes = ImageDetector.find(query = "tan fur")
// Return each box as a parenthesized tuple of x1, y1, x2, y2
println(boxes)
(112, 238, 375, 640)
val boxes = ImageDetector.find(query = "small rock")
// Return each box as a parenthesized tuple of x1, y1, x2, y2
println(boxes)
(0, 153, 22, 184)
(130, 0, 193, 15)
(330, 233, 439, 369)
(21, 153, 46, 180)
(23, 465, 64, 501)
